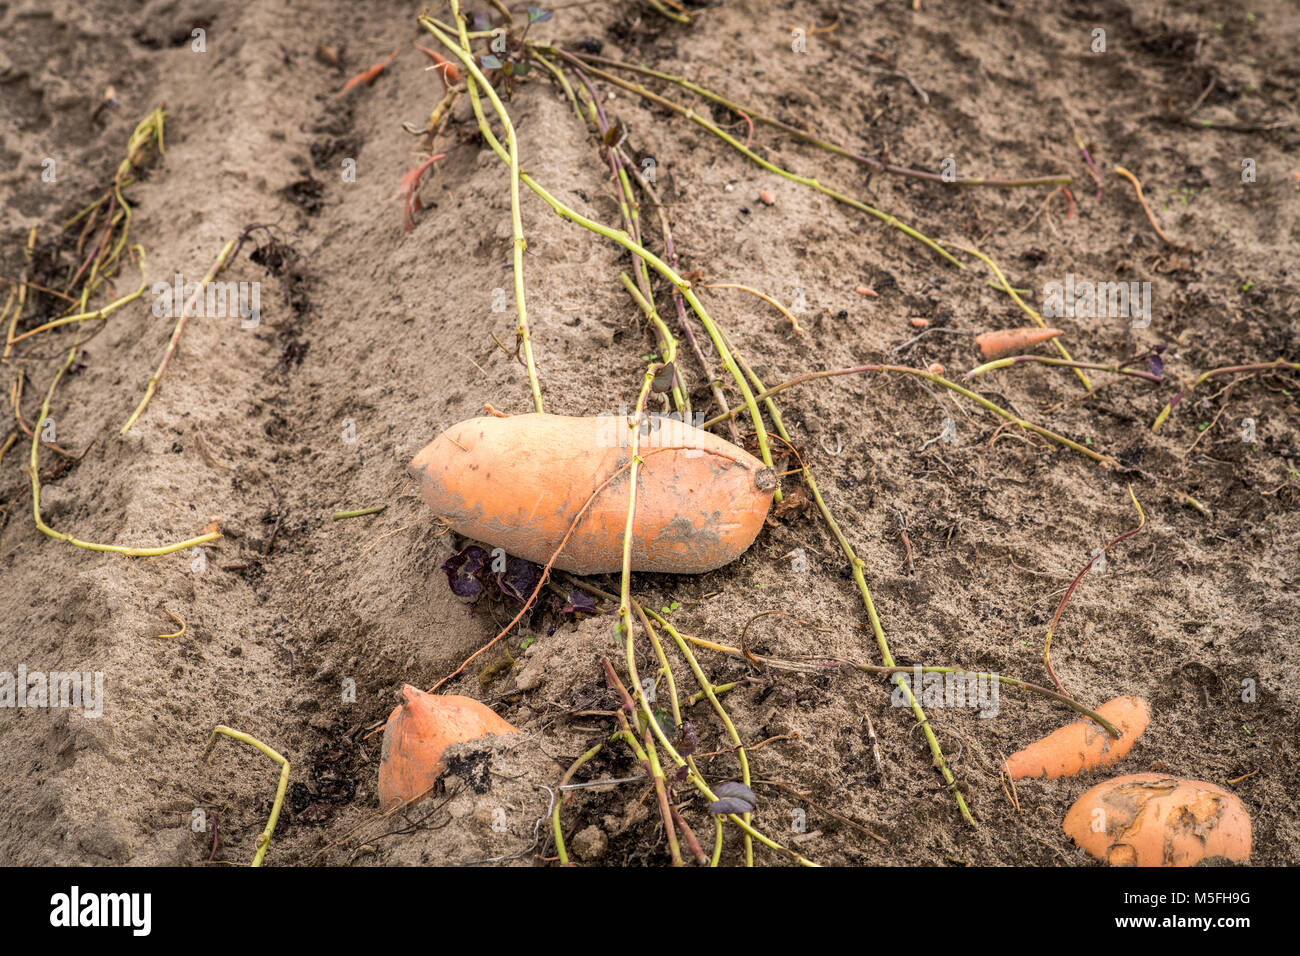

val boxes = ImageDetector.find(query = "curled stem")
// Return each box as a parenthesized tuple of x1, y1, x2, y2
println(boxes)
(31, 348, 221, 556)
(552, 742, 604, 866)
(1044, 484, 1147, 697)
(202, 725, 290, 867)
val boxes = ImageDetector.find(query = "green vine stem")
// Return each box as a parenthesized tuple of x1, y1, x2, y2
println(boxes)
(951, 244, 1092, 392)
(552, 742, 604, 866)
(701, 361, 1118, 468)
(620, 274, 687, 414)
(420, 16, 776, 470)
(441, 0, 543, 413)
(203, 725, 290, 867)
(539, 46, 963, 269)
(633, 600, 754, 866)
(31, 347, 222, 556)
(728, 354, 976, 825)
(7, 247, 148, 345)
(567, 571, 759, 866)
(967, 354, 1162, 383)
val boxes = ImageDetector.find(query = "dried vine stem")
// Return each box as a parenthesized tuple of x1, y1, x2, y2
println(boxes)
(31, 347, 222, 556)
(1114, 165, 1195, 252)
(554, 51, 1072, 188)
(121, 238, 237, 434)
(1152, 358, 1298, 431)
(1043, 485, 1147, 697)
(538, 46, 964, 269)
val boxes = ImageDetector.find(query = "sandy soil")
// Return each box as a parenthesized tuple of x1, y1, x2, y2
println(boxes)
(1, 0, 1296, 866)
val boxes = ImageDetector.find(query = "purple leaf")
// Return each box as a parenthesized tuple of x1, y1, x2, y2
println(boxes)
(560, 590, 598, 615)
(495, 556, 542, 603)
(678, 721, 698, 757)
(710, 796, 756, 815)
(713, 781, 757, 804)
(441, 545, 489, 601)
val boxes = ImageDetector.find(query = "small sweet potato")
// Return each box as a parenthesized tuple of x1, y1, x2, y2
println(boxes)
(1003, 695, 1149, 780)
(976, 326, 1064, 359)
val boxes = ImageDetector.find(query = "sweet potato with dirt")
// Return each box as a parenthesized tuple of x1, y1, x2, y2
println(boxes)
(1063, 773, 1251, 866)
(409, 413, 776, 574)
(378, 685, 517, 812)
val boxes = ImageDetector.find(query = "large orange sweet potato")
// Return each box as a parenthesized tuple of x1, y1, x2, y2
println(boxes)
(409, 413, 776, 574)
(1064, 773, 1251, 866)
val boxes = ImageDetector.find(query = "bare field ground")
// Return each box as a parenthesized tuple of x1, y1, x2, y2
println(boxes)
(1, 0, 1296, 866)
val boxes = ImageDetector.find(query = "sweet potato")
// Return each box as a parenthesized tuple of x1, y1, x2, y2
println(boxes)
(975, 326, 1064, 359)
(1003, 695, 1149, 780)
(378, 685, 516, 812)
(409, 413, 777, 574)
(1064, 773, 1251, 866)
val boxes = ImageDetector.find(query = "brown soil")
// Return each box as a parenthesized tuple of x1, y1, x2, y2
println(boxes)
(1, 0, 1297, 867)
